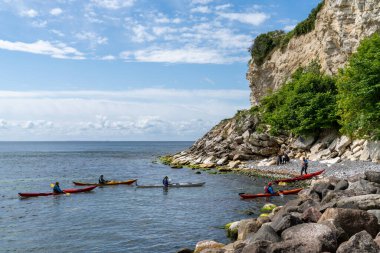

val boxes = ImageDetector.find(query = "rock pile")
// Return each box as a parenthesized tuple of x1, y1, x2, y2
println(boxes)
(185, 171, 380, 253)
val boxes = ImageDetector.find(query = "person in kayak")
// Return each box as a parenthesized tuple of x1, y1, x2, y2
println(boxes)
(264, 182, 275, 195)
(300, 157, 309, 175)
(162, 176, 169, 187)
(53, 182, 64, 194)
(98, 175, 109, 184)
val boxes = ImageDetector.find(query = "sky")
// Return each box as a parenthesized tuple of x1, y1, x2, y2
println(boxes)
(0, 0, 321, 141)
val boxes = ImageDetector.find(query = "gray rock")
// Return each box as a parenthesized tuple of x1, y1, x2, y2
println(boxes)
(336, 136, 351, 155)
(281, 223, 337, 252)
(367, 209, 380, 224)
(222, 241, 246, 253)
(318, 208, 379, 237)
(365, 171, 380, 184)
(375, 232, 380, 248)
(298, 199, 321, 213)
(336, 194, 380, 210)
(319, 219, 349, 244)
(268, 239, 322, 253)
(336, 230, 380, 253)
(302, 207, 322, 223)
(335, 180, 349, 190)
(291, 135, 316, 150)
(241, 240, 271, 253)
(270, 213, 302, 233)
(238, 219, 262, 241)
(177, 248, 193, 253)
(246, 225, 280, 243)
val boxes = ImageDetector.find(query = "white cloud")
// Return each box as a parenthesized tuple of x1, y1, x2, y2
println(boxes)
(0, 89, 250, 140)
(76, 32, 108, 46)
(191, 6, 211, 14)
(120, 47, 235, 64)
(20, 9, 38, 18)
(284, 25, 296, 32)
(91, 0, 134, 10)
(0, 39, 84, 59)
(50, 8, 63, 16)
(101, 55, 116, 60)
(50, 29, 65, 37)
(215, 4, 232, 10)
(191, 0, 213, 4)
(131, 25, 155, 43)
(31, 20, 48, 28)
(218, 12, 269, 26)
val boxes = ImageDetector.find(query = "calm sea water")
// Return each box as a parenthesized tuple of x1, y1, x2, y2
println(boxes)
(1, 142, 294, 253)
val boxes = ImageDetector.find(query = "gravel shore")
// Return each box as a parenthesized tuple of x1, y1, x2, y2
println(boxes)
(246, 159, 380, 179)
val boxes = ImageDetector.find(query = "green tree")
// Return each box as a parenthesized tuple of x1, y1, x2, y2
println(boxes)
(337, 33, 380, 139)
(261, 62, 338, 136)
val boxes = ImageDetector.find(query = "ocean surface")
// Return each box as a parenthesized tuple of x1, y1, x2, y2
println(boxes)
(1, 142, 294, 253)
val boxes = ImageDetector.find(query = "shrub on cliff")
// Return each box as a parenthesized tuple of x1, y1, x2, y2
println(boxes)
(337, 33, 380, 140)
(261, 62, 338, 136)
(293, 1, 324, 37)
(249, 30, 285, 66)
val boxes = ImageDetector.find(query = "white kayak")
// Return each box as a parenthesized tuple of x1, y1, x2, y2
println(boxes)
(136, 182, 205, 188)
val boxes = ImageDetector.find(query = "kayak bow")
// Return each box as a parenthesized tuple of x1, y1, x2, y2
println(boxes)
(274, 170, 325, 184)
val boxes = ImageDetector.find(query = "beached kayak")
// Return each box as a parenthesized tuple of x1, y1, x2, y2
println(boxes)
(136, 182, 205, 188)
(239, 188, 303, 199)
(274, 170, 325, 184)
(18, 186, 97, 198)
(72, 179, 137, 186)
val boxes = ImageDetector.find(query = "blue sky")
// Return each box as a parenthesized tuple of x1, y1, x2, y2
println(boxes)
(0, 0, 320, 140)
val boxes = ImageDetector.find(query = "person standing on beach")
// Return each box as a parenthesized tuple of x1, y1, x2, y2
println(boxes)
(300, 157, 309, 175)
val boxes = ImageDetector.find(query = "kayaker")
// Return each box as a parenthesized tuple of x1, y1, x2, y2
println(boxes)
(162, 176, 169, 187)
(53, 182, 64, 194)
(98, 175, 108, 184)
(300, 157, 309, 175)
(264, 182, 275, 194)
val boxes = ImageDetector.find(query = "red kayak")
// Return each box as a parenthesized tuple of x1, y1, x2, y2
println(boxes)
(274, 170, 325, 184)
(18, 185, 97, 198)
(239, 188, 303, 199)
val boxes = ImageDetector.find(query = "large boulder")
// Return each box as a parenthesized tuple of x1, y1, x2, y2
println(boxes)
(241, 240, 271, 253)
(334, 180, 349, 191)
(361, 141, 380, 163)
(246, 225, 280, 243)
(336, 230, 380, 253)
(365, 171, 380, 184)
(336, 136, 351, 155)
(302, 207, 322, 223)
(281, 223, 337, 252)
(222, 241, 245, 253)
(269, 239, 322, 253)
(318, 208, 379, 237)
(367, 209, 380, 224)
(291, 135, 316, 150)
(237, 219, 262, 241)
(375, 232, 380, 248)
(336, 194, 380, 210)
(194, 241, 225, 253)
(270, 213, 303, 233)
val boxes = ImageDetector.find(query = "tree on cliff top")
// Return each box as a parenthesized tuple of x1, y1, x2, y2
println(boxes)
(337, 33, 380, 140)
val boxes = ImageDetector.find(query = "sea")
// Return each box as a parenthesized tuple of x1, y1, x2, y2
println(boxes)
(1, 142, 293, 253)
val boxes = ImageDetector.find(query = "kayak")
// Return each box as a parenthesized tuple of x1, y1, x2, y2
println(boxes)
(274, 170, 325, 184)
(18, 186, 97, 198)
(136, 182, 205, 188)
(239, 188, 303, 199)
(72, 179, 137, 186)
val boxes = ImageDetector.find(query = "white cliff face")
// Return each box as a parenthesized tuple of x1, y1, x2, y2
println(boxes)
(247, 0, 380, 105)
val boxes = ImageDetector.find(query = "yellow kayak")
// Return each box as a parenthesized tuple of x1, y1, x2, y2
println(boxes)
(73, 179, 137, 186)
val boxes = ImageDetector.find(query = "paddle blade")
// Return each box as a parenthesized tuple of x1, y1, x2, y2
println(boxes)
(50, 183, 54, 188)
(65, 193, 71, 196)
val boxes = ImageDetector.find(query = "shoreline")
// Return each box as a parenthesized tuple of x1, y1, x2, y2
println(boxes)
(169, 158, 380, 252)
